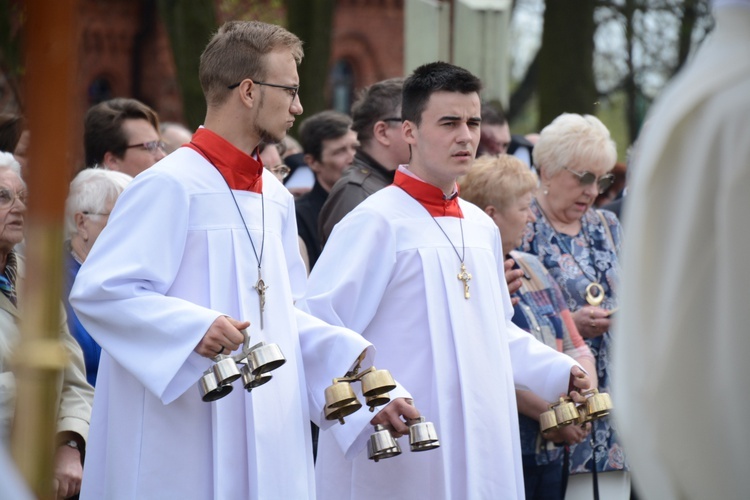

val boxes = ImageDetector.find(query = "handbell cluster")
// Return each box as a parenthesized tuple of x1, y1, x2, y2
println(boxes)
(539, 388, 613, 433)
(324, 363, 440, 463)
(198, 329, 286, 402)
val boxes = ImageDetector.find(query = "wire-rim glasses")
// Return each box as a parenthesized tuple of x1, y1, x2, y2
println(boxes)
(227, 80, 299, 101)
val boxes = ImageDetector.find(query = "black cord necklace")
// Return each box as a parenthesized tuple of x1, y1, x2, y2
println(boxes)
(535, 201, 604, 307)
(191, 141, 268, 329)
(398, 186, 472, 300)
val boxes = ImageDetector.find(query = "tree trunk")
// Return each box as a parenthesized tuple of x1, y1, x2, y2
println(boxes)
(285, 0, 335, 128)
(537, 0, 597, 130)
(157, 0, 217, 130)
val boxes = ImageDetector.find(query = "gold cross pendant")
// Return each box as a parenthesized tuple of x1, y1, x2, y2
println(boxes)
(457, 262, 472, 300)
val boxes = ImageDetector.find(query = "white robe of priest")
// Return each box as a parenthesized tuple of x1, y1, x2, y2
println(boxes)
(70, 146, 372, 499)
(613, 4, 750, 499)
(300, 184, 579, 500)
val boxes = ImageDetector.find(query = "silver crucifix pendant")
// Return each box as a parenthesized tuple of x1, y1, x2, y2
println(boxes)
(254, 268, 268, 329)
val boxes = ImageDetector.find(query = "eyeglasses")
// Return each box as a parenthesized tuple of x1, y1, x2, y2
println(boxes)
(82, 211, 110, 217)
(563, 167, 615, 194)
(268, 164, 291, 180)
(382, 117, 402, 124)
(227, 80, 300, 101)
(126, 141, 166, 154)
(0, 187, 27, 209)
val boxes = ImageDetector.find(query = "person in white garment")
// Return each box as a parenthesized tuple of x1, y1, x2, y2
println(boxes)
(300, 62, 592, 500)
(613, 1, 750, 499)
(70, 20, 416, 500)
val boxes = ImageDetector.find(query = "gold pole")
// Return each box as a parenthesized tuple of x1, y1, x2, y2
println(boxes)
(10, 0, 80, 498)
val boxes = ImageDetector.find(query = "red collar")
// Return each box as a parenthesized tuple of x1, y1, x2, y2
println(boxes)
(393, 169, 463, 218)
(186, 128, 264, 193)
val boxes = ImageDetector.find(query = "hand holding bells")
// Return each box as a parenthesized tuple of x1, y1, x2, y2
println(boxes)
(539, 388, 613, 433)
(323, 360, 440, 462)
(198, 329, 286, 402)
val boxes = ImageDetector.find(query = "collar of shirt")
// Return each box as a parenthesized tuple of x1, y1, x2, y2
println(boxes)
(186, 127, 264, 193)
(393, 165, 463, 218)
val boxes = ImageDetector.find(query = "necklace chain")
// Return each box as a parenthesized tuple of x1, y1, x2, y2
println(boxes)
(535, 202, 599, 284)
(398, 186, 472, 299)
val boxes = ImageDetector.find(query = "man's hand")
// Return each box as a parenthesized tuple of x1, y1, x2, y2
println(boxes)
(568, 365, 591, 398)
(370, 398, 421, 437)
(194, 316, 249, 358)
(53, 444, 82, 499)
(504, 257, 524, 305)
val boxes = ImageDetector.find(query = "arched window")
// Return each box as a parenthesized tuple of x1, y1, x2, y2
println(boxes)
(330, 59, 354, 113)
(88, 77, 113, 106)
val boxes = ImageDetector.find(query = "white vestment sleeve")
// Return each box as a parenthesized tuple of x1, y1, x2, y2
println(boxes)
(70, 171, 222, 404)
(495, 226, 578, 401)
(298, 209, 411, 458)
(278, 189, 377, 430)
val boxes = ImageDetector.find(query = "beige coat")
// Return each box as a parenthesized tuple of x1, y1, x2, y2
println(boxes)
(0, 255, 93, 446)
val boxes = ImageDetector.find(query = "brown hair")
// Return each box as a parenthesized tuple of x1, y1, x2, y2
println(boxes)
(84, 98, 160, 167)
(351, 78, 404, 145)
(199, 20, 304, 107)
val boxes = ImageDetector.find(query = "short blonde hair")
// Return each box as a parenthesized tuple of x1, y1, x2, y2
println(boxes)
(200, 21, 304, 107)
(460, 155, 538, 212)
(533, 113, 617, 177)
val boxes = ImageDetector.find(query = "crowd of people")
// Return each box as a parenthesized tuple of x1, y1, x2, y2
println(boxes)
(1, 1, 748, 497)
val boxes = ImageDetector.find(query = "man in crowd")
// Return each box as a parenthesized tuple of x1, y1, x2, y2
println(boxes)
(318, 78, 409, 246)
(295, 110, 358, 268)
(84, 97, 165, 175)
(477, 102, 511, 156)
(301, 62, 591, 499)
(71, 20, 415, 499)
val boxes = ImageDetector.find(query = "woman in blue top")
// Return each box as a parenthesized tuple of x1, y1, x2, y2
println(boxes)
(64, 168, 132, 386)
(461, 154, 596, 499)
(519, 113, 628, 499)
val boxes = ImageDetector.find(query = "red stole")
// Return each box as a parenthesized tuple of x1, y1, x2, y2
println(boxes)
(186, 128, 264, 193)
(392, 169, 463, 218)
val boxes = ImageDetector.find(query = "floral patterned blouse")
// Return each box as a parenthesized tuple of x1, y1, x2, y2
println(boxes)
(520, 199, 628, 475)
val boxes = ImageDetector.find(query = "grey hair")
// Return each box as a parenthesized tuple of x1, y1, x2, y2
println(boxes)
(533, 113, 617, 177)
(0, 152, 21, 176)
(65, 168, 132, 237)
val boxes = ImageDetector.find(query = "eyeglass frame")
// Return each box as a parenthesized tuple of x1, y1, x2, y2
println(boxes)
(126, 140, 166, 154)
(563, 166, 615, 194)
(268, 164, 291, 180)
(0, 187, 28, 209)
(227, 79, 300, 101)
(381, 117, 402, 124)
(82, 211, 111, 217)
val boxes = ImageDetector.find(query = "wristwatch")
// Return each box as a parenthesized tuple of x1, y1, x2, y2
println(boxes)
(61, 439, 79, 450)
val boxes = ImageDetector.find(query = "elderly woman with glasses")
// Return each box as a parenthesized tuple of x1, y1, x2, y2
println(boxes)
(519, 113, 628, 498)
(0, 153, 95, 499)
(63, 168, 132, 386)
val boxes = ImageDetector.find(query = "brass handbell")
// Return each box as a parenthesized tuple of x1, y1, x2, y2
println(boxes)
(213, 354, 242, 386)
(360, 369, 397, 397)
(552, 397, 579, 427)
(408, 417, 440, 452)
(241, 364, 272, 391)
(539, 408, 559, 433)
(361, 369, 396, 412)
(198, 369, 233, 402)
(583, 389, 612, 419)
(247, 342, 286, 375)
(367, 424, 402, 462)
(324, 381, 362, 424)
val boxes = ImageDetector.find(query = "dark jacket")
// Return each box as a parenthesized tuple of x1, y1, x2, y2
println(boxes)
(318, 151, 396, 247)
